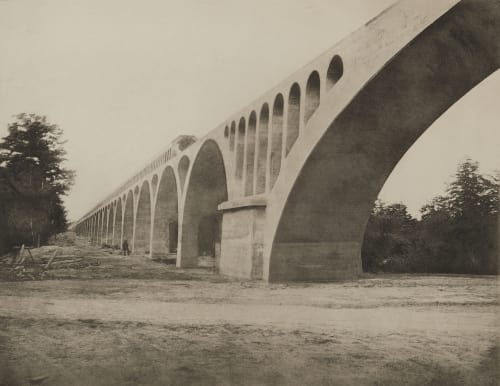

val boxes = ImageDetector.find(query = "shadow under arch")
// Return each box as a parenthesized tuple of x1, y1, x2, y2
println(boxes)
(152, 166, 179, 260)
(135, 180, 152, 256)
(266, 0, 500, 282)
(178, 140, 228, 268)
(100, 208, 107, 244)
(114, 199, 123, 248)
(107, 204, 114, 245)
(123, 190, 134, 252)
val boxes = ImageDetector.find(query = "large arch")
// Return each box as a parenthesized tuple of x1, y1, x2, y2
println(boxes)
(179, 140, 228, 267)
(91, 215, 96, 244)
(152, 167, 179, 259)
(122, 190, 134, 252)
(114, 199, 123, 248)
(97, 211, 102, 246)
(265, 0, 500, 282)
(102, 207, 108, 244)
(134, 180, 152, 255)
(90, 217, 94, 243)
(94, 212, 99, 245)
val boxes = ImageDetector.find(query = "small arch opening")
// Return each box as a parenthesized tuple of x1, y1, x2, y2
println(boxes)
(235, 117, 246, 180)
(305, 71, 321, 123)
(245, 111, 257, 196)
(229, 121, 236, 151)
(327, 55, 344, 90)
(255, 103, 269, 194)
(286, 83, 301, 155)
(270, 94, 284, 189)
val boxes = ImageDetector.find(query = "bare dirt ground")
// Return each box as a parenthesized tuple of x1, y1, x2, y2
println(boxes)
(0, 234, 498, 385)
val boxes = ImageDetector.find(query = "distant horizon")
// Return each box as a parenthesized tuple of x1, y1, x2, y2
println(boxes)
(1, 0, 498, 222)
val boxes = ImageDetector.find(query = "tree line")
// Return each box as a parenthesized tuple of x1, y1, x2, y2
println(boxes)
(362, 159, 499, 275)
(0, 114, 74, 254)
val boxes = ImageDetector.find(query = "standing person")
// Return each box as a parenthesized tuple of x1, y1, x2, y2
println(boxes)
(122, 239, 130, 256)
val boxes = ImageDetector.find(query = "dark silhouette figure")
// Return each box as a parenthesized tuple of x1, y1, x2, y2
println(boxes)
(122, 239, 130, 256)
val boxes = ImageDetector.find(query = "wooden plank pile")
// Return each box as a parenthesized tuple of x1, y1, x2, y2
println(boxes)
(0, 244, 100, 281)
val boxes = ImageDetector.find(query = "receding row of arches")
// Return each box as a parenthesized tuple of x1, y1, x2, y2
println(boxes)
(78, 140, 228, 267)
(223, 54, 343, 196)
(81, 170, 178, 258)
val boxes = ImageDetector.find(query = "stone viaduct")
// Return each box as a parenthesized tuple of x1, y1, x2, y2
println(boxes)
(75, 0, 500, 282)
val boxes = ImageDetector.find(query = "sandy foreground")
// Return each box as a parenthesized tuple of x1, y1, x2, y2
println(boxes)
(0, 238, 498, 385)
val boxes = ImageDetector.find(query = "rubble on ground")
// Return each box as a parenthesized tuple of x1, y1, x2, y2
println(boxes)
(0, 236, 100, 281)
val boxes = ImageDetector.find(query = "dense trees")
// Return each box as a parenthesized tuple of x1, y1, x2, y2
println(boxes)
(362, 201, 417, 272)
(0, 114, 74, 253)
(362, 159, 498, 275)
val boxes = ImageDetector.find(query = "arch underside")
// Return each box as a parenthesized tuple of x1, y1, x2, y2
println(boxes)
(268, 0, 500, 281)
(135, 182, 151, 255)
(123, 192, 134, 251)
(152, 167, 178, 259)
(179, 140, 228, 268)
(108, 206, 114, 245)
(114, 200, 123, 248)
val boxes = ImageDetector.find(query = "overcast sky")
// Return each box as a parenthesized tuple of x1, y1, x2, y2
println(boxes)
(1, 0, 498, 221)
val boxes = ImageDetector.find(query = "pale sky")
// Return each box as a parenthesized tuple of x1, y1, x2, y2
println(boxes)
(0, 0, 498, 221)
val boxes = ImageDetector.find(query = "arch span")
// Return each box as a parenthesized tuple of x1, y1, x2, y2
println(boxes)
(114, 199, 123, 249)
(107, 203, 115, 246)
(122, 191, 134, 252)
(97, 211, 103, 246)
(265, 0, 500, 282)
(135, 181, 152, 255)
(152, 167, 179, 259)
(179, 140, 228, 267)
(102, 207, 109, 244)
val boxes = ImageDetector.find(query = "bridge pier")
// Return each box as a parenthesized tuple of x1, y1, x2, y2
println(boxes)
(218, 198, 266, 280)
